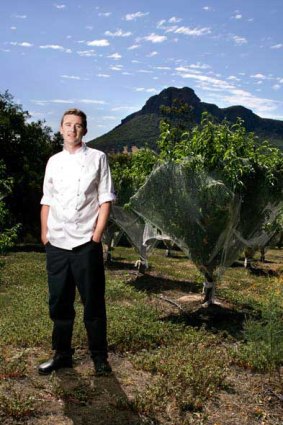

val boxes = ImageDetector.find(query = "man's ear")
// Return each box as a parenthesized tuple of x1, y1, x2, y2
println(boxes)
(83, 128, 88, 136)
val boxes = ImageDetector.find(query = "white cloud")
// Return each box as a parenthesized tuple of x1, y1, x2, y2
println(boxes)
(143, 33, 167, 43)
(147, 51, 158, 57)
(271, 43, 283, 49)
(80, 99, 106, 105)
(227, 75, 241, 81)
(272, 84, 281, 91)
(250, 73, 267, 79)
(168, 17, 182, 23)
(128, 44, 140, 50)
(112, 106, 137, 111)
(157, 19, 211, 37)
(77, 50, 96, 57)
(54, 4, 66, 9)
(189, 62, 211, 70)
(98, 12, 112, 17)
(221, 91, 279, 114)
(15, 15, 27, 19)
(232, 35, 247, 45)
(86, 39, 109, 47)
(60, 75, 84, 80)
(231, 11, 242, 20)
(39, 44, 71, 53)
(109, 65, 123, 71)
(174, 26, 211, 36)
(97, 74, 111, 78)
(154, 66, 171, 70)
(156, 20, 178, 32)
(85, 26, 93, 31)
(137, 69, 154, 73)
(203, 6, 213, 11)
(10, 41, 33, 47)
(32, 99, 74, 105)
(108, 52, 122, 60)
(124, 11, 149, 21)
(10, 26, 17, 30)
(32, 98, 106, 105)
(105, 29, 132, 37)
(176, 67, 280, 115)
(135, 87, 158, 93)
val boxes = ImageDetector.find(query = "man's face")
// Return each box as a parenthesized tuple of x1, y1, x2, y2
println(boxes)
(60, 114, 87, 148)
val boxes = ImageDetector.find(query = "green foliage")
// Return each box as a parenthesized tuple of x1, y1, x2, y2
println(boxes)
(109, 148, 157, 205)
(0, 385, 36, 420)
(235, 284, 283, 377)
(0, 160, 20, 254)
(133, 338, 228, 416)
(157, 113, 283, 192)
(0, 91, 61, 240)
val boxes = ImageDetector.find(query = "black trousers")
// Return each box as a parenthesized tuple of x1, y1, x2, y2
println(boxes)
(45, 240, 107, 359)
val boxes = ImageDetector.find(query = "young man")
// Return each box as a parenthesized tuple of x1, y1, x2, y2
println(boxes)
(39, 108, 115, 376)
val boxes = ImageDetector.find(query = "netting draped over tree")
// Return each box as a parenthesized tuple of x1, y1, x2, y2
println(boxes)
(126, 114, 283, 304)
(106, 206, 173, 267)
(130, 160, 282, 302)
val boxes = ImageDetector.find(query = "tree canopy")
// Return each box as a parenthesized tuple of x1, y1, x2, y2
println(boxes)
(0, 91, 61, 242)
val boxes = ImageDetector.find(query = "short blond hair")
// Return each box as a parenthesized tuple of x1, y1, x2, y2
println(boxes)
(61, 108, 87, 130)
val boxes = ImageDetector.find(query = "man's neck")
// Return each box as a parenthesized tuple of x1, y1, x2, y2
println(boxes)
(63, 141, 83, 154)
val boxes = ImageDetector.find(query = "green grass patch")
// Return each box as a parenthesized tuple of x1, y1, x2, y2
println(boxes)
(0, 247, 282, 424)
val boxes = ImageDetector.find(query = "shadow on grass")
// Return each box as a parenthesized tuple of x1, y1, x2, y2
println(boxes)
(106, 259, 138, 271)
(247, 266, 280, 277)
(11, 244, 45, 253)
(131, 273, 262, 339)
(162, 303, 253, 339)
(130, 273, 203, 295)
(56, 367, 151, 425)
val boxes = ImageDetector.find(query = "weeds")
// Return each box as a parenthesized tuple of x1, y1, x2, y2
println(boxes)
(132, 336, 228, 420)
(0, 248, 282, 424)
(49, 373, 92, 405)
(234, 283, 283, 380)
(0, 384, 36, 420)
(0, 350, 27, 379)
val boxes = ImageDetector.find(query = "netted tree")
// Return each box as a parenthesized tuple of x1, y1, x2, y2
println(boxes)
(130, 113, 283, 304)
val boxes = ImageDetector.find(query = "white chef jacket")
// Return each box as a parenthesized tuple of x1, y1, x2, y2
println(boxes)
(40, 143, 116, 250)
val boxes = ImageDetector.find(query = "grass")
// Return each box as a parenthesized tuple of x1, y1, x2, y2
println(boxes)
(0, 246, 282, 424)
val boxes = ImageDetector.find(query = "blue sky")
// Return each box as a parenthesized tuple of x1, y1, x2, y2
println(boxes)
(1, 0, 282, 141)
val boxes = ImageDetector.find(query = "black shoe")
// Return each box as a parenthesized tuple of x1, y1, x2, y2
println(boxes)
(93, 358, 112, 376)
(38, 354, 73, 375)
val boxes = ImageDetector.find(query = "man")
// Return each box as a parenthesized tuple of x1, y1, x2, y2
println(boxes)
(38, 108, 115, 376)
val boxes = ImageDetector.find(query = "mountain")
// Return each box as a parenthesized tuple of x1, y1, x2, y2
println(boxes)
(88, 87, 283, 153)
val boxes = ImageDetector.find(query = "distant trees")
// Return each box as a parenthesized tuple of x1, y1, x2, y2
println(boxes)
(0, 91, 61, 243)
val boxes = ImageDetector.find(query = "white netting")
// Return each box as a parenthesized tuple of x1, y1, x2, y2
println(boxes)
(110, 205, 159, 262)
(130, 161, 283, 283)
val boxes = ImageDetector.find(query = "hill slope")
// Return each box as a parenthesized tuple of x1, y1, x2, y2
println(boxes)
(89, 87, 283, 152)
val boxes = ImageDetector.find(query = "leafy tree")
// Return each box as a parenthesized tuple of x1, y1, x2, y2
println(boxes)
(0, 161, 20, 253)
(130, 113, 283, 303)
(0, 91, 60, 241)
(109, 148, 157, 206)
